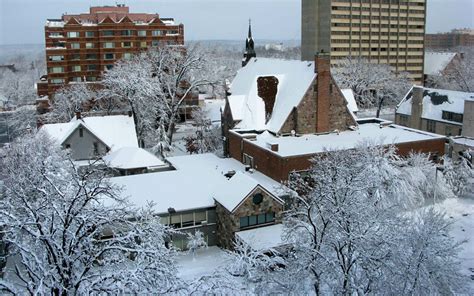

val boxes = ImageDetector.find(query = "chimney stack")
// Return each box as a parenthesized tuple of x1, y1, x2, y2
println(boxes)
(75, 111, 81, 120)
(409, 86, 424, 130)
(315, 51, 331, 133)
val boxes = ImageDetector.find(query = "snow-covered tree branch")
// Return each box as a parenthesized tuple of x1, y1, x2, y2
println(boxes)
(0, 134, 179, 294)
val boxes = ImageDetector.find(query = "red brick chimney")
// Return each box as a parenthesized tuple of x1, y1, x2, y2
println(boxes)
(75, 111, 82, 120)
(315, 51, 331, 133)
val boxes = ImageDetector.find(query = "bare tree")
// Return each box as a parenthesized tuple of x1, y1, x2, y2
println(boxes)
(48, 83, 98, 122)
(0, 134, 179, 294)
(272, 144, 466, 295)
(102, 45, 212, 151)
(332, 57, 411, 117)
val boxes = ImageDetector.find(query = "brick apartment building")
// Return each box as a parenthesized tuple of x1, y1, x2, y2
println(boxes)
(301, 0, 427, 84)
(425, 29, 474, 49)
(37, 5, 184, 98)
(223, 53, 446, 182)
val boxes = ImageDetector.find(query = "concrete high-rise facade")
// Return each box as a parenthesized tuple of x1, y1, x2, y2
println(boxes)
(37, 5, 184, 98)
(302, 0, 427, 83)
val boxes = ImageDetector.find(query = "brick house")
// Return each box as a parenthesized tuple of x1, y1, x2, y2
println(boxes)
(37, 5, 184, 98)
(223, 54, 447, 182)
(395, 86, 474, 137)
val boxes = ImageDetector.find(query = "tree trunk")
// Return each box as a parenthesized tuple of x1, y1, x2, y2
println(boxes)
(376, 97, 385, 118)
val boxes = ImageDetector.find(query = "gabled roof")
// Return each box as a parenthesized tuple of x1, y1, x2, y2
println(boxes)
(213, 172, 283, 213)
(110, 153, 287, 215)
(103, 147, 165, 170)
(424, 52, 457, 76)
(41, 115, 138, 150)
(396, 86, 474, 124)
(227, 58, 316, 133)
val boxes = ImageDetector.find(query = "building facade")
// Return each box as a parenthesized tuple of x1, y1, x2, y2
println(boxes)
(301, 0, 427, 83)
(395, 86, 474, 137)
(425, 30, 474, 49)
(37, 5, 184, 98)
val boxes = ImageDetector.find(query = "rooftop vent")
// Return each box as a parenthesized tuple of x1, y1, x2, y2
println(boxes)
(224, 170, 236, 179)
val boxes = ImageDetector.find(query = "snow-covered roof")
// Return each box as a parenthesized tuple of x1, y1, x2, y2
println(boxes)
(451, 136, 474, 148)
(212, 172, 283, 213)
(396, 86, 474, 124)
(41, 115, 138, 150)
(236, 224, 284, 251)
(424, 52, 457, 76)
(236, 121, 445, 157)
(110, 153, 287, 215)
(46, 20, 65, 27)
(341, 89, 359, 113)
(228, 58, 316, 133)
(103, 147, 165, 170)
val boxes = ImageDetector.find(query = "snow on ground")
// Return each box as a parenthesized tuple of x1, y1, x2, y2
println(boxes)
(176, 246, 231, 281)
(433, 195, 474, 290)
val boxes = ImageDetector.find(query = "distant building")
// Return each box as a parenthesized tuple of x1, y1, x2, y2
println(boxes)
(395, 86, 474, 137)
(425, 29, 474, 49)
(301, 0, 427, 83)
(37, 5, 184, 98)
(242, 20, 256, 67)
(423, 52, 461, 84)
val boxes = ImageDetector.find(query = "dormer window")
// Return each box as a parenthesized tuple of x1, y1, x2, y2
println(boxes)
(79, 127, 84, 137)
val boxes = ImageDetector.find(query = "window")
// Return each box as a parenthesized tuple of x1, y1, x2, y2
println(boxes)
(137, 30, 147, 36)
(243, 153, 254, 168)
(71, 54, 81, 60)
(50, 78, 65, 84)
(85, 42, 94, 49)
(93, 142, 99, 155)
(71, 65, 81, 72)
(103, 42, 114, 48)
(70, 77, 82, 82)
(79, 128, 84, 137)
(194, 211, 207, 225)
(122, 52, 132, 60)
(140, 41, 147, 48)
(49, 32, 63, 38)
(239, 212, 275, 229)
(70, 43, 80, 49)
(102, 30, 114, 36)
(398, 114, 409, 126)
(170, 214, 181, 228)
(48, 55, 64, 61)
(86, 54, 97, 60)
(152, 30, 164, 36)
(105, 64, 114, 70)
(181, 213, 194, 228)
(426, 120, 436, 133)
(86, 76, 97, 82)
(445, 126, 453, 136)
(87, 64, 97, 71)
(104, 53, 115, 60)
(121, 30, 133, 36)
(67, 31, 79, 38)
(151, 41, 161, 47)
(121, 41, 132, 48)
(52, 41, 66, 48)
(85, 31, 95, 37)
(65, 144, 71, 149)
(49, 66, 64, 73)
(441, 111, 463, 123)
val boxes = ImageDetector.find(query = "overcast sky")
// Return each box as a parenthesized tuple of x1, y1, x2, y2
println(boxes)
(0, 0, 473, 45)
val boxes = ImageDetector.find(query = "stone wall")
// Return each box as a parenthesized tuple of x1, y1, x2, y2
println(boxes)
(215, 186, 284, 250)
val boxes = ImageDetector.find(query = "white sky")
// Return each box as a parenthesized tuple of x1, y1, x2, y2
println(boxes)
(0, 0, 473, 45)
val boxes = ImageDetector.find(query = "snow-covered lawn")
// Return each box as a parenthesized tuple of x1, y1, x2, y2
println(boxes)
(434, 196, 474, 290)
(176, 246, 231, 281)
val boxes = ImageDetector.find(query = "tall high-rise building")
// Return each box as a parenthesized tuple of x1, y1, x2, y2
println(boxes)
(37, 5, 184, 97)
(301, 0, 426, 83)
